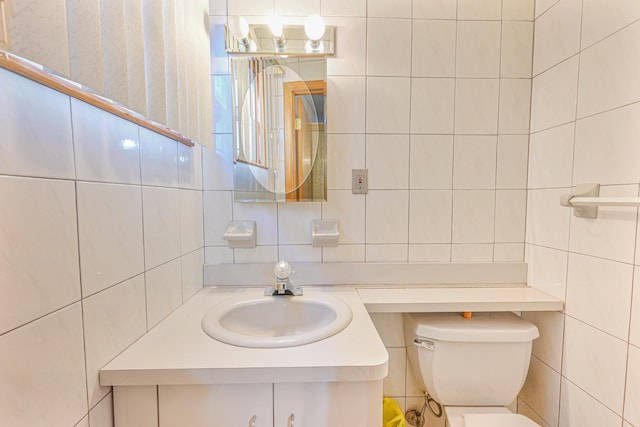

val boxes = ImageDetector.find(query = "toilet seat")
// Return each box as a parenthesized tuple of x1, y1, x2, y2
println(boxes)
(444, 407, 540, 427)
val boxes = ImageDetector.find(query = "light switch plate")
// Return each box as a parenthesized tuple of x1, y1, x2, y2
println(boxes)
(352, 169, 368, 194)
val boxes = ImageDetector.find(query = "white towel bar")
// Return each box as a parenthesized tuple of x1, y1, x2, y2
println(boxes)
(561, 183, 640, 218)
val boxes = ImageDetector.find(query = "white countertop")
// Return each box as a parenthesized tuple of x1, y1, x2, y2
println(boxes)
(359, 285, 563, 313)
(100, 287, 389, 387)
(100, 284, 562, 387)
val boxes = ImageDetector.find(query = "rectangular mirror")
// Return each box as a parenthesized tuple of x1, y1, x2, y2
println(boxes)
(231, 56, 327, 202)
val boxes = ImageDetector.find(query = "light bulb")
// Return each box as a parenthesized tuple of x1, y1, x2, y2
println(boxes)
(268, 15, 284, 38)
(304, 15, 325, 41)
(228, 15, 249, 40)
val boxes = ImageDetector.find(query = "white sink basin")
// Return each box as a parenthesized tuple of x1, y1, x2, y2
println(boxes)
(201, 290, 353, 348)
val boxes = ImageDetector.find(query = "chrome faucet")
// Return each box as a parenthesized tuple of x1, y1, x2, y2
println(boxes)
(266, 260, 303, 296)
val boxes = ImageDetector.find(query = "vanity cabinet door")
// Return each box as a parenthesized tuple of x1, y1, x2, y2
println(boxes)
(273, 381, 382, 427)
(158, 384, 273, 427)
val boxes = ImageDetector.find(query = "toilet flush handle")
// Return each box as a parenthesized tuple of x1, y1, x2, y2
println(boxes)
(413, 339, 434, 350)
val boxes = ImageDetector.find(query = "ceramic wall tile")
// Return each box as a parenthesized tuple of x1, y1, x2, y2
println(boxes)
(66, 0, 104, 92)
(496, 135, 528, 189)
(365, 244, 409, 262)
(408, 244, 451, 262)
(535, 0, 560, 18)
(82, 276, 146, 407)
(452, 190, 495, 243)
(501, 21, 534, 78)
(366, 135, 410, 189)
(522, 311, 565, 372)
(203, 191, 233, 246)
(0, 177, 80, 334)
(412, 0, 456, 19)
(143, 187, 181, 269)
(232, 202, 278, 246)
(517, 400, 549, 427)
(494, 190, 527, 242)
(140, 128, 179, 187)
(178, 143, 203, 190)
(409, 190, 452, 244)
(369, 313, 405, 347)
(457, 0, 502, 20)
(204, 246, 234, 265)
(631, 269, 640, 347)
(326, 18, 366, 76)
(410, 78, 455, 134)
(278, 245, 322, 262)
(321, 0, 366, 16)
(275, 0, 320, 16)
(327, 134, 366, 190)
(454, 79, 500, 134)
(624, 345, 640, 426)
(179, 190, 204, 255)
(182, 249, 204, 301)
(409, 135, 454, 190)
(530, 56, 579, 133)
(451, 244, 494, 262)
(145, 259, 183, 328)
(0, 304, 87, 426)
(559, 378, 622, 427)
(366, 18, 412, 76)
(366, 190, 409, 244)
(502, 0, 535, 20)
(533, 0, 582, 74)
(525, 188, 571, 251)
(322, 190, 366, 244)
(7, 0, 70, 76)
(525, 244, 568, 302)
(493, 243, 524, 262)
(574, 103, 640, 186)
(456, 21, 501, 78)
(327, 76, 366, 133)
(562, 317, 628, 415)
(212, 75, 232, 134)
(233, 246, 279, 263)
(383, 348, 407, 396)
(498, 78, 532, 134)
(566, 253, 633, 340)
(0, 68, 75, 180)
(322, 245, 366, 263)
(577, 21, 640, 119)
(520, 356, 561, 427)
(77, 182, 144, 297)
(203, 135, 234, 191)
(453, 136, 497, 190)
(72, 99, 141, 184)
(210, 17, 229, 76)
(528, 123, 575, 189)
(227, 0, 272, 15)
(89, 394, 114, 427)
(412, 20, 456, 77)
(366, 77, 411, 133)
(278, 203, 322, 245)
(581, 0, 640, 49)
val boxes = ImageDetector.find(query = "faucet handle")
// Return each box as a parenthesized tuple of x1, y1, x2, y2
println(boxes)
(273, 260, 291, 280)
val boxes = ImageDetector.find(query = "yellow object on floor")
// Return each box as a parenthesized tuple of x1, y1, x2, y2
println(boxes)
(382, 397, 407, 427)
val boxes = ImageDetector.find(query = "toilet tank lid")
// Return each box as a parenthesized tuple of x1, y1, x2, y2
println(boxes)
(405, 312, 539, 342)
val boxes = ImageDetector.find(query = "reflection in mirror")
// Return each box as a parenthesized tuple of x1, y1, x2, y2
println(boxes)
(232, 56, 327, 202)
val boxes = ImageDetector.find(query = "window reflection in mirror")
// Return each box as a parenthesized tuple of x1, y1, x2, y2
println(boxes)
(231, 56, 327, 202)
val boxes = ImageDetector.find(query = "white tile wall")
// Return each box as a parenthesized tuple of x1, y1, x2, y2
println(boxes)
(0, 72, 204, 426)
(526, 2, 640, 424)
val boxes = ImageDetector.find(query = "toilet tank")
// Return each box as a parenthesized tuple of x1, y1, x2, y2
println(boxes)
(404, 312, 539, 407)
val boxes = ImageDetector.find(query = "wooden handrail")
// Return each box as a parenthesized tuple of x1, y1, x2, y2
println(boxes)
(0, 50, 195, 147)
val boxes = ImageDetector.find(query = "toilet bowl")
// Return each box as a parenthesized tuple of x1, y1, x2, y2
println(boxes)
(403, 312, 540, 427)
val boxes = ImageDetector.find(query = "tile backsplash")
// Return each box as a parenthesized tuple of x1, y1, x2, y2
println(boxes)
(0, 67, 204, 426)
(206, 0, 534, 265)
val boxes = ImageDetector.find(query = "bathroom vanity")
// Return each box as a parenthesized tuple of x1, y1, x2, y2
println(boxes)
(100, 287, 388, 426)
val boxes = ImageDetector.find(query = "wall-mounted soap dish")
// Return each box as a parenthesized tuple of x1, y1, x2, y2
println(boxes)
(223, 221, 256, 249)
(312, 219, 339, 247)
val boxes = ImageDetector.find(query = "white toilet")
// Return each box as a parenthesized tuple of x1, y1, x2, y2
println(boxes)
(404, 312, 541, 427)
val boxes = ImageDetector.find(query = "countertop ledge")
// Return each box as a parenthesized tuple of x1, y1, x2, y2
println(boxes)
(358, 285, 563, 313)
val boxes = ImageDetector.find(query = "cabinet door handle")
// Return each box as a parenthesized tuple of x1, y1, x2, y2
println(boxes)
(249, 415, 256, 427)
(288, 413, 295, 427)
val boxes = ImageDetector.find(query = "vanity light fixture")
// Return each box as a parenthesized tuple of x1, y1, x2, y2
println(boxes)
(304, 15, 326, 52)
(268, 14, 286, 51)
(227, 15, 251, 51)
(225, 15, 335, 56)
